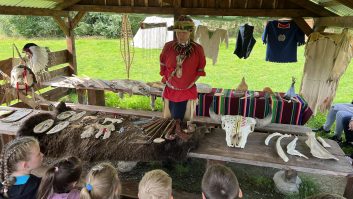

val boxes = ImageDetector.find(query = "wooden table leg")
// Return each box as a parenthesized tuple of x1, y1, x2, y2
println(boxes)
(77, 89, 87, 104)
(87, 90, 105, 106)
(344, 174, 353, 198)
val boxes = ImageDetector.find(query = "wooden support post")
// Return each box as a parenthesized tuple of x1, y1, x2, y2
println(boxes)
(173, 0, 181, 40)
(344, 174, 353, 199)
(66, 15, 77, 76)
(77, 89, 87, 104)
(87, 90, 105, 106)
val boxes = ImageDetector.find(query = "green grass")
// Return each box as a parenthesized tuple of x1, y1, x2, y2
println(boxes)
(1, 37, 352, 103)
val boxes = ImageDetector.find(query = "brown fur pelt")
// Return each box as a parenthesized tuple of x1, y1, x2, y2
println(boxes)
(16, 101, 71, 138)
(18, 112, 204, 162)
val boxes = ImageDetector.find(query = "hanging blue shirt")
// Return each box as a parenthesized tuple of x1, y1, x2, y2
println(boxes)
(262, 20, 305, 63)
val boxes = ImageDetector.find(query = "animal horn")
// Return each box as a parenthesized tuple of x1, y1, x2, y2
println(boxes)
(255, 107, 272, 128)
(208, 105, 222, 123)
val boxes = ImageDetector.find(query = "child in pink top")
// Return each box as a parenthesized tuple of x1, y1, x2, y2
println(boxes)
(37, 156, 82, 199)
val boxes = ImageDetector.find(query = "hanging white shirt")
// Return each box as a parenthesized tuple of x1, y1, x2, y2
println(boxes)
(195, 25, 228, 65)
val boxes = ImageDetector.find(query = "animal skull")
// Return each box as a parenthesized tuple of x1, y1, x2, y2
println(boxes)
(209, 105, 272, 148)
(221, 115, 256, 148)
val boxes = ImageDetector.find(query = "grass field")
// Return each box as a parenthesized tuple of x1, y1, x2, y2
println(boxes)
(1, 37, 352, 102)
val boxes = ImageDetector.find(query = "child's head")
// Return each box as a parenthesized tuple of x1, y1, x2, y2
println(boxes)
(80, 162, 121, 199)
(201, 164, 241, 199)
(138, 169, 172, 199)
(37, 156, 82, 199)
(0, 136, 42, 195)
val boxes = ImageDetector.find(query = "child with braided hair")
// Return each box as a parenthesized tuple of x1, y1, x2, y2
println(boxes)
(37, 156, 82, 199)
(0, 136, 43, 199)
(80, 162, 121, 199)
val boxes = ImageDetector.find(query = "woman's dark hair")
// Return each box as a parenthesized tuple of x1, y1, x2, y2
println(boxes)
(37, 156, 82, 199)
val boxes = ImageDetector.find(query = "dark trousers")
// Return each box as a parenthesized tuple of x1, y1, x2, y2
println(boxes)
(343, 116, 353, 142)
(169, 100, 188, 120)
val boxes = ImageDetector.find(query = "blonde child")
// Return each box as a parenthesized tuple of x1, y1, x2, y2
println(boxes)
(80, 162, 121, 199)
(138, 169, 173, 199)
(0, 136, 43, 199)
(201, 164, 243, 199)
(37, 156, 82, 199)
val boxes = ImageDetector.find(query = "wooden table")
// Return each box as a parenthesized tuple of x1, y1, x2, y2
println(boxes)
(189, 129, 352, 177)
(1, 105, 352, 197)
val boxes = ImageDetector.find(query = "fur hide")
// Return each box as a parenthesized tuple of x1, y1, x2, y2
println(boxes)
(17, 108, 204, 162)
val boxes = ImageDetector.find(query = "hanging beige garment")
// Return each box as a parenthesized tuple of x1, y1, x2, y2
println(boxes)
(195, 25, 228, 65)
(300, 29, 353, 114)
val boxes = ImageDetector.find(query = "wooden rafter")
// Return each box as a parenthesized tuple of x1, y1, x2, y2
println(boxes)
(69, 5, 317, 17)
(54, 0, 82, 10)
(315, 16, 353, 28)
(53, 16, 69, 36)
(288, 0, 338, 16)
(71, 11, 86, 29)
(0, 6, 68, 16)
(293, 18, 313, 36)
(336, 0, 353, 9)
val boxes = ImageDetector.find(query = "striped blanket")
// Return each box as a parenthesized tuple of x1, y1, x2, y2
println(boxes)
(196, 89, 313, 125)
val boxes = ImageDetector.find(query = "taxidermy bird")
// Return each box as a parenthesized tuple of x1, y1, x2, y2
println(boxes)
(284, 77, 296, 100)
(236, 77, 248, 92)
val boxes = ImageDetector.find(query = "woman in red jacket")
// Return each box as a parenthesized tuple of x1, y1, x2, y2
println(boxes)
(160, 15, 206, 122)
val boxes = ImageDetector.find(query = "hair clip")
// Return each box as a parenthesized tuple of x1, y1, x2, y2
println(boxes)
(86, 183, 93, 191)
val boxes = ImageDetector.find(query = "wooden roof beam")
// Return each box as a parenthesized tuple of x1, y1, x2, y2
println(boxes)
(0, 6, 69, 17)
(314, 16, 353, 28)
(288, 0, 338, 16)
(53, 16, 70, 36)
(293, 18, 313, 36)
(69, 5, 317, 17)
(335, 0, 353, 9)
(54, 0, 82, 10)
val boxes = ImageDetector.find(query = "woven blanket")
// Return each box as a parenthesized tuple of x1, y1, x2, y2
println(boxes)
(196, 89, 312, 125)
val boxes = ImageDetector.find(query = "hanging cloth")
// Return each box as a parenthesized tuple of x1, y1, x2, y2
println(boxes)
(262, 20, 305, 63)
(195, 25, 228, 65)
(300, 29, 353, 114)
(234, 24, 256, 59)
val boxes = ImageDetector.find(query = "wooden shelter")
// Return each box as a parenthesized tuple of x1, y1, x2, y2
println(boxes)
(1, 0, 353, 106)
(1, 0, 353, 198)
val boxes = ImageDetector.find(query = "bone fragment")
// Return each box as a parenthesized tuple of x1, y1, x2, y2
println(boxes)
(265, 132, 282, 145)
(81, 126, 95, 139)
(305, 132, 338, 161)
(286, 137, 308, 159)
(276, 134, 292, 162)
(317, 136, 331, 148)
(102, 118, 123, 125)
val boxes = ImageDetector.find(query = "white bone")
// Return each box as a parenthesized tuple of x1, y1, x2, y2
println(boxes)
(80, 126, 95, 139)
(305, 132, 338, 161)
(221, 115, 256, 148)
(276, 134, 292, 162)
(286, 137, 308, 159)
(102, 118, 123, 125)
(94, 123, 115, 139)
(265, 132, 282, 145)
(317, 136, 331, 148)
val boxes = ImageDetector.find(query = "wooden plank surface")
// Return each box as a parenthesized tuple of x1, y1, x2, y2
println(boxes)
(189, 129, 353, 176)
(0, 105, 352, 177)
(0, 107, 48, 135)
